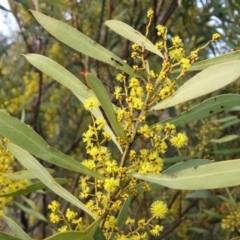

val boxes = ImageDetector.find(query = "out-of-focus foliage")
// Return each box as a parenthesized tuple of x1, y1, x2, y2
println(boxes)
(1, 0, 240, 239)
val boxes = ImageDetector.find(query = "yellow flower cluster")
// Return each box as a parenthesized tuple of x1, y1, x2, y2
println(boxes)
(0, 139, 29, 208)
(48, 200, 84, 232)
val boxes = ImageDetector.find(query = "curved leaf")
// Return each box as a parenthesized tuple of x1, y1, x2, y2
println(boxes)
(0, 232, 22, 240)
(30, 10, 138, 77)
(150, 61, 240, 111)
(3, 215, 32, 240)
(6, 143, 95, 219)
(157, 94, 240, 126)
(105, 20, 164, 59)
(210, 134, 239, 143)
(187, 50, 240, 71)
(24, 54, 122, 153)
(131, 159, 240, 190)
(162, 159, 213, 174)
(0, 110, 103, 179)
(44, 217, 102, 240)
(85, 73, 126, 140)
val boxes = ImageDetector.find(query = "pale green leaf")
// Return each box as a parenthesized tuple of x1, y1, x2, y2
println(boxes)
(6, 143, 95, 219)
(187, 50, 240, 71)
(0, 232, 22, 240)
(44, 218, 102, 240)
(85, 73, 126, 140)
(130, 159, 240, 190)
(150, 61, 240, 111)
(105, 20, 164, 59)
(157, 94, 240, 126)
(30, 10, 138, 77)
(3, 215, 32, 240)
(2, 169, 54, 180)
(24, 54, 122, 153)
(213, 116, 237, 123)
(14, 202, 47, 222)
(210, 135, 239, 143)
(0, 110, 103, 179)
(162, 159, 213, 174)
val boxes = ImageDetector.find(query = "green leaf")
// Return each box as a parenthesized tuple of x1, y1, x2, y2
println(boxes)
(212, 148, 240, 155)
(210, 135, 239, 143)
(221, 118, 240, 129)
(24, 54, 122, 153)
(0, 179, 67, 197)
(105, 20, 164, 59)
(14, 202, 47, 222)
(157, 94, 240, 126)
(202, 209, 223, 219)
(187, 50, 240, 71)
(185, 190, 213, 199)
(6, 143, 95, 219)
(110, 197, 131, 240)
(162, 159, 213, 174)
(2, 169, 54, 180)
(0, 232, 23, 240)
(130, 159, 240, 190)
(30, 10, 138, 77)
(0, 110, 103, 179)
(44, 217, 102, 240)
(213, 116, 237, 123)
(85, 73, 126, 140)
(3, 215, 33, 240)
(150, 61, 240, 111)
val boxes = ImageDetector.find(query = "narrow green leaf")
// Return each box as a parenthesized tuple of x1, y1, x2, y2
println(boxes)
(130, 159, 240, 190)
(213, 116, 237, 123)
(157, 94, 240, 126)
(187, 50, 240, 71)
(24, 54, 122, 153)
(162, 159, 213, 174)
(117, 197, 131, 228)
(221, 119, 240, 129)
(202, 209, 223, 219)
(0, 179, 67, 197)
(2, 169, 54, 180)
(0, 110, 103, 179)
(6, 143, 95, 219)
(3, 215, 33, 240)
(210, 135, 239, 143)
(150, 61, 240, 111)
(30, 10, 138, 77)
(212, 148, 240, 155)
(44, 217, 101, 240)
(105, 20, 164, 59)
(0, 232, 23, 240)
(85, 73, 126, 140)
(14, 202, 47, 222)
(110, 197, 131, 240)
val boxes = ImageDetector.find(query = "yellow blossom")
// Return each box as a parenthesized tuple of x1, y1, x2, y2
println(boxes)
(58, 225, 68, 233)
(65, 208, 77, 222)
(150, 224, 164, 236)
(150, 200, 168, 219)
(104, 177, 120, 193)
(212, 33, 221, 41)
(104, 215, 117, 229)
(169, 48, 185, 61)
(171, 36, 183, 47)
(180, 58, 191, 69)
(50, 213, 60, 223)
(114, 86, 122, 100)
(147, 9, 154, 18)
(170, 133, 188, 148)
(156, 25, 166, 36)
(48, 200, 60, 212)
(83, 97, 100, 110)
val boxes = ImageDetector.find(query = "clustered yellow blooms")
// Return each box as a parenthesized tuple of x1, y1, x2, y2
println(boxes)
(47, 9, 221, 239)
(48, 200, 85, 232)
(221, 206, 240, 232)
(0, 139, 29, 208)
